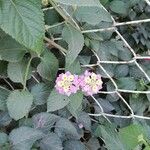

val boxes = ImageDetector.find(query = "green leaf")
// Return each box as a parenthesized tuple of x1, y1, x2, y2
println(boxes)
(31, 83, 50, 105)
(110, 0, 129, 15)
(78, 56, 91, 65)
(65, 59, 81, 75)
(0, 132, 8, 145)
(64, 140, 85, 150)
(95, 123, 125, 150)
(7, 59, 32, 84)
(37, 51, 59, 81)
(19, 118, 33, 128)
(86, 138, 100, 150)
(54, 0, 101, 6)
(40, 133, 63, 150)
(55, 118, 81, 140)
(77, 112, 91, 131)
(32, 112, 60, 132)
(0, 87, 10, 111)
(44, 9, 60, 26)
(62, 25, 84, 66)
(85, 23, 113, 42)
(117, 77, 136, 90)
(0, 31, 26, 62)
(130, 95, 147, 116)
(119, 124, 147, 150)
(47, 89, 71, 112)
(118, 48, 132, 61)
(98, 40, 119, 61)
(114, 65, 129, 78)
(129, 0, 140, 6)
(98, 64, 115, 78)
(129, 65, 145, 79)
(97, 39, 132, 61)
(100, 0, 109, 5)
(0, 0, 44, 54)
(74, 6, 112, 25)
(7, 90, 33, 120)
(67, 92, 83, 117)
(0, 112, 12, 127)
(9, 126, 44, 150)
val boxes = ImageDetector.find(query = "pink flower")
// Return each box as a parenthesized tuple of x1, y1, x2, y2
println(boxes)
(78, 123, 84, 129)
(79, 71, 103, 96)
(55, 71, 80, 96)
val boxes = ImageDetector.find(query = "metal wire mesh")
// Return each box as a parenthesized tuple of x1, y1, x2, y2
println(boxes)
(44, 0, 150, 121)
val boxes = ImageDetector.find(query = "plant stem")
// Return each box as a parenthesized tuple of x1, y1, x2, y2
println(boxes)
(44, 37, 67, 54)
(49, 0, 80, 30)
(49, 0, 69, 21)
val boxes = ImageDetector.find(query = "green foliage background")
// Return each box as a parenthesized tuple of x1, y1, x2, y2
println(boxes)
(0, 0, 150, 149)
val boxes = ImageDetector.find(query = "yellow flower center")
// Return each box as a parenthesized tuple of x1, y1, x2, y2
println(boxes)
(91, 73, 97, 80)
(92, 85, 98, 92)
(62, 74, 68, 80)
(68, 75, 74, 81)
(85, 77, 91, 84)
(58, 75, 74, 90)
(96, 79, 102, 85)
(84, 73, 102, 91)
(63, 86, 69, 92)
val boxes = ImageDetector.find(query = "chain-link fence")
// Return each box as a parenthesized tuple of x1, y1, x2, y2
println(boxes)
(44, 0, 150, 121)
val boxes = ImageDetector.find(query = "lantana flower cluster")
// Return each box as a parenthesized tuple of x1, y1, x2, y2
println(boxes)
(55, 71, 80, 96)
(55, 70, 103, 96)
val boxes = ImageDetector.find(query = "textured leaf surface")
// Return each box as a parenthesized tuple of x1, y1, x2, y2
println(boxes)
(86, 138, 100, 150)
(64, 140, 85, 150)
(9, 126, 43, 150)
(119, 124, 147, 150)
(62, 25, 84, 66)
(114, 65, 129, 78)
(0, 112, 12, 127)
(7, 90, 33, 120)
(0, 0, 44, 54)
(54, 0, 101, 6)
(7, 59, 32, 84)
(0, 31, 26, 62)
(117, 77, 136, 90)
(31, 83, 50, 105)
(67, 92, 83, 117)
(97, 40, 132, 61)
(40, 133, 63, 150)
(37, 51, 59, 81)
(130, 95, 147, 116)
(97, 40, 119, 61)
(110, 0, 129, 15)
(77, 112, 91, 131)
(47, 89, 71, 112)
(95, 124, 125, 150)
(75, 7, 112, 25)
(55, 118, 80, 140)
(65, 59, 81, 75)
(0, 132, 8, 145)
(32, 112, 59, 132)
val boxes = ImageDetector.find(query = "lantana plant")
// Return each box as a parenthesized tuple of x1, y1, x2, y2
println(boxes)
(55, 71, 80, 96)
(79, 71, 103, 96)
(55, 70, 103, 96)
